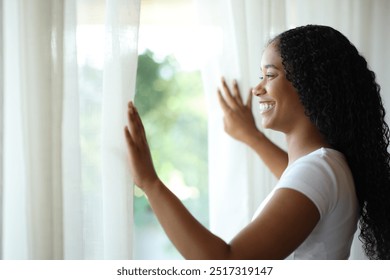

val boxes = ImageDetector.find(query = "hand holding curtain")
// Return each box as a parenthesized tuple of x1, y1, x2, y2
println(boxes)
(217, 78, 260, 145)
(124, 101, 160, 191)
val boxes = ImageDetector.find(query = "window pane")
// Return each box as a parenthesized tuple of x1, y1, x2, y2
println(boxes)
(133, 0, 209, 260)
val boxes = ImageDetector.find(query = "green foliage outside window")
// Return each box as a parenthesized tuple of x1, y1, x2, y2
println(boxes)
(134, 50, 209, 258)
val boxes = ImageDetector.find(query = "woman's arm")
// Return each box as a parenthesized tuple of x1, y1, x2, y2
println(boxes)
(124, 102, 229, 259)
(217, 78, 288, 178)
(124, 102, 319, 259)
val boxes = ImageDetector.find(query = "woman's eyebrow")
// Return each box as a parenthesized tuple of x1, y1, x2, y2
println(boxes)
(263, 64, 279, 70)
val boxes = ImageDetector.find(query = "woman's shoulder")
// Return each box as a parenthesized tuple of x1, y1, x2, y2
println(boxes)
(284, 147, 349, 176)
(277, 147, 356, 217)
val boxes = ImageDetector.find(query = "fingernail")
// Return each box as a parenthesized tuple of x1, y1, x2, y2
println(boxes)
(129, 102, 134, 112)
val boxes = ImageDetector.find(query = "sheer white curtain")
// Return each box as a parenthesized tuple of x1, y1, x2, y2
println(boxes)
(196, 0, 390, 260)
(1, 0, 140, 259)
(0, 0, 4, 261)
(101, 0, 140, 259)
(196, 0, 287, 244)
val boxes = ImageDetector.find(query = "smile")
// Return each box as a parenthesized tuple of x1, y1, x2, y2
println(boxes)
(259, 102, 275, 114)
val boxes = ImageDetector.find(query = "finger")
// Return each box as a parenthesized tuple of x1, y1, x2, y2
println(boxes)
(132, 104, 146, 136)
(127, 102, 134, 135)
(246, 88, 253, 108)
(232, 80, 243, 106)
(217, 88, 231, 113)
(129, 103, 149, 145)
(221, 77, 238, 110)
(127, 102, 142, 139)
(124, 126, 134, 148)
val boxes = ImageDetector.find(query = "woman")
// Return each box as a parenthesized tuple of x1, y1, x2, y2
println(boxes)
(125, 25, 390, 259)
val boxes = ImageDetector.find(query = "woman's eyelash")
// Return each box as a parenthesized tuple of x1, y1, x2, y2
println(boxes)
(259, 74, 275, 80)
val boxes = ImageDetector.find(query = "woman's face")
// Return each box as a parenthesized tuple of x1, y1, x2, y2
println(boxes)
(253, 43, 307, 134)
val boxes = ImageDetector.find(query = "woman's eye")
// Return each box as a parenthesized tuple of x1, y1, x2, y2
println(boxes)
(259, 74, 275, 80)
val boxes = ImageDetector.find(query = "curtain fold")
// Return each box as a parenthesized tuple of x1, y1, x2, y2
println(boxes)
(197, 0, 390, 259)
(101, 0, 140, 259)
(0, 0, 4, 261)
(2, 0, 140, 259)
(3, 0, 65, 259)
(62, 0, 84, 260)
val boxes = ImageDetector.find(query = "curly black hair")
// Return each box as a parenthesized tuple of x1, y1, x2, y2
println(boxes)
(270, 25, 390, 259)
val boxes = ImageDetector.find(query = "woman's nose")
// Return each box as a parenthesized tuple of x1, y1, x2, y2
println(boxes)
(252, 83, 266, 96)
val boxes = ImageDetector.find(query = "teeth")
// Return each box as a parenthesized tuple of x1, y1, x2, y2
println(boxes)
(259, 102, 275, 113)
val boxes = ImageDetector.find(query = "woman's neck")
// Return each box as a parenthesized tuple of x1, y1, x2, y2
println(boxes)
(285, 121, 330, 165)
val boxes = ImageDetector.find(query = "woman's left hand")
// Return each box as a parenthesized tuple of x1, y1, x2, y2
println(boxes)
(124, 101, 160, 191)
(217, 78, 259, 145)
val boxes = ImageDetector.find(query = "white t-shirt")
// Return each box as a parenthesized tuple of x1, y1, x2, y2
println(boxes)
(253, 148, 359, 259)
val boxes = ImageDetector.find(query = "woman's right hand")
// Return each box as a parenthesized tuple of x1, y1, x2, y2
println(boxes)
(124, 101, 160, 192)
(217, 78, 260, 145)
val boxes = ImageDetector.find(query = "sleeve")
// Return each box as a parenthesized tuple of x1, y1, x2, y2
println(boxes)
(275, 155, 337, 218)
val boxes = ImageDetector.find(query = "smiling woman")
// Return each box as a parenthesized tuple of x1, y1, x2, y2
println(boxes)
(126, 23, 390, 260)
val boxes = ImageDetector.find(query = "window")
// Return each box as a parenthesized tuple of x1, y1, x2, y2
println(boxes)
(133, 0, 209, 259)
(75, 0, 210, 259)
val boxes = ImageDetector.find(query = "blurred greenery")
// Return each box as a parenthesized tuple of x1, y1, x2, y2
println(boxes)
(134, 49, 209, 231)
